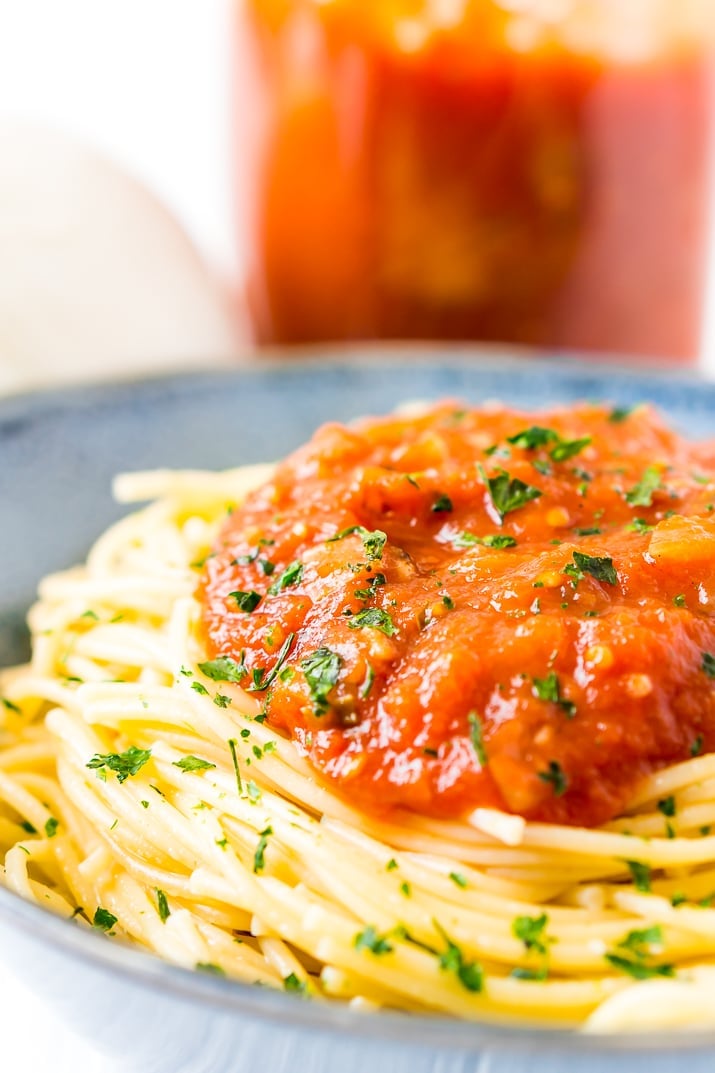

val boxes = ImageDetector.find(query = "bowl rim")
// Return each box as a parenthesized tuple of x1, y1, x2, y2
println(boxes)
(1, 352, 714, 1056)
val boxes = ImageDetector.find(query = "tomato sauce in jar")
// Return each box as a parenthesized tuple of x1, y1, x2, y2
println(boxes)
(236, 0, 714, 360)
(200, 401, 715, 827)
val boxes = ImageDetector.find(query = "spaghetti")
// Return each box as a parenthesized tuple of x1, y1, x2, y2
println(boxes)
(3, 402, 715, 1030)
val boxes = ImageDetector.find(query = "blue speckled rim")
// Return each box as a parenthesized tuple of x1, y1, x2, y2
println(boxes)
(1, 350, 714, 1056)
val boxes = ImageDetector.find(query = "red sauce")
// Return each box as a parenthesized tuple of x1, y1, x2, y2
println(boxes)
(238, 2, 713, 359)
(200, 403, 715, 826)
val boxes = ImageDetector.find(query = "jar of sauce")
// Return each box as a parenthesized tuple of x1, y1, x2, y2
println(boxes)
(235, 0, 715, 361)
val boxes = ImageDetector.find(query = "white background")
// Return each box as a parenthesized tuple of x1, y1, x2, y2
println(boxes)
(0, 2, 715, 1071)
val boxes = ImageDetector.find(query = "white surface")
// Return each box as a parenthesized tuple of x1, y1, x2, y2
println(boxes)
(0, 3, 714, 1071)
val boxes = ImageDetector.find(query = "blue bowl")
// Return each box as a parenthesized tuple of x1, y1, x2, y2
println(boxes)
(1, 352, 714, 1073)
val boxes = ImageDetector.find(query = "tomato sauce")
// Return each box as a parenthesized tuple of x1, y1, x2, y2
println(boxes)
(238, 1, 713, 359)
(200, 403, 715, 826)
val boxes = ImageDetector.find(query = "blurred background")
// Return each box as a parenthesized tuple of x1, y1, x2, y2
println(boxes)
(0, 0, 714, 393)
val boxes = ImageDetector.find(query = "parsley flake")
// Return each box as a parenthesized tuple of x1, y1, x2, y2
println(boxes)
(702, 652, 715, 679)
(229, 590, 262, 613)
(467, 711, 488, 767)
(268, 560, 303, 596)
(434, 922, 484, 993)
(248, 633, 296, 693)
(605, 954, 674, 980)
(507, 427, 558, 450)
(347, 608, 395, 637)
(354, 925, 393, 955)
(572, 551, 618, 585)
(625, 860, 652, 892)
(301, 647, 342, 716)
(512, 913, 549, 954)
(328, 526, 387, 561)
(354, 573, 386, 600)
(155, 889, 171, 923)
(532, 672, 576, 718)
(44, 817, 59, 838)
(283, 972, 308, 994)
(481, 468, 542, 521)
(431, 494, 453, 513)
(172, 755, 216, 774)
(93, 907, 118, 932)
(198, 655, 246, 684)
(538, 761, 568, 797)
(253, 826, 273, 873)
(196, 962, 225, 976)
(609, 406, 634, 423)
(626, 466, 662, 508)
(86, 746, 151, 784)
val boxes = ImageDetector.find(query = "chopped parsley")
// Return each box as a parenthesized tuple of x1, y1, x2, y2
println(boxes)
(673, 594, 686, 607)
(93, 907, 118, 932)
(550, 437, 591, 463)
(609, 406, 634, 423)
(616, 925, 663, 958)
(2, 697, 21, 714)
(454, 531, 518, 550)
(86, 746, 151, 784)
(196, 962, 225, 976)
(574, 527, 602, 536)
(300, 647, 342, 716)
(702, 652, 715, 679)
(155, 889, 171, 923)
(605, 954, 674, 981)
(354, 925, 393, 955)
(627, 517, 653, 534)
(537, 761, 568, 797)
(507, 427, 558, 450)
(481, 468, 542, 521)
(328, 526, 387, 562)
(532, 672, 576, 718)
(625, 860, 652, 892)
(691, 734, 704, 757)
(248, 633, 295, 692)
(467, 711, 488, 767)
(268, 560, 303, 596)
(283, 972, 308, 994)
(434, 922, 484, 993)
(228, 590, 262, 613)
(360, 663, 375, 699)
(354, 573, 386, 600)
(431, 494, 453, 513)
(625, 466, 662, 507)
(44, 817, 59, 838)
(253, 826, 273, 873)
(571, 551, 618, 586)
(198, 655, 246, 684)
(512, 913, 549, 954)
(172, 755, 216, 774)
(506, 426, 590, 462)
(657, 796, 676, 818)
(510, 966, 548, 982)
(213, 693, 231, 709)
(347, 608, 395, 637)
(228, 738, 242, 796)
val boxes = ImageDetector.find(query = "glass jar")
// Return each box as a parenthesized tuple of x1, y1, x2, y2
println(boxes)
(235, 0, 715, 361)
